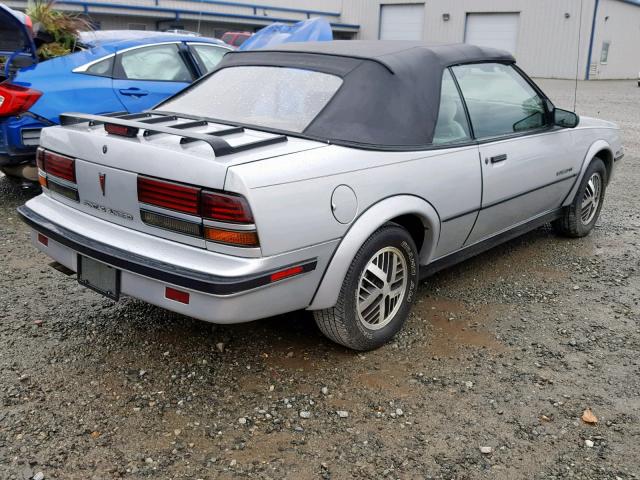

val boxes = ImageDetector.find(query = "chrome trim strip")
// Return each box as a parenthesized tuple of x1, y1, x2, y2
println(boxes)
(72, 53, 115, 73)
(203, 219, 256, 231)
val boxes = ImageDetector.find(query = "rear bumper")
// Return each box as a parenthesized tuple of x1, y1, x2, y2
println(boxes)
(0, 116, 45, 166)
(18, 196, 337, 323)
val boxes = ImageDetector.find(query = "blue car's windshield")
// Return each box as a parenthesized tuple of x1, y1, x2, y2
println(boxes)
(158, 66, 343, 133)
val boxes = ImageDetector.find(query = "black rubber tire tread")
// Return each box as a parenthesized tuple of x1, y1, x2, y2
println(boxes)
(313, 223, 419, 351)
(553, 158, 607, 238)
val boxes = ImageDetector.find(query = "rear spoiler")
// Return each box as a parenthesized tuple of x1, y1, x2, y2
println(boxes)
(59, 111, 287, 157)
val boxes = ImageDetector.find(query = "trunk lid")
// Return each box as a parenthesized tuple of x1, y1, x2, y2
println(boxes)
(39, 112, 326, 247)
(0, 4, 37, 75)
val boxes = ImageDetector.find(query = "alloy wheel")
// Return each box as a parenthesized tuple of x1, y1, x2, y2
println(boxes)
(581, 172, 602, 225)
(356, 246, 408, 330)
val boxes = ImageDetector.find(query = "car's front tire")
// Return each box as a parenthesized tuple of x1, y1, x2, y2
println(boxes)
(553, 158, 607, 238)
(313, 224, 419, 351)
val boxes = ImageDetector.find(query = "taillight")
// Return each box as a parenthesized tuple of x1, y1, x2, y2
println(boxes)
(204, 227, 259, 247)
(37, 148, 78, 201)
(138, 176, 200, 215)
(36, 146, 45, 169)
(0, 83, 42, 116)
(137, 175, 258, 248)
(201, 191, 253, 223)
(44, 151, 76, 183)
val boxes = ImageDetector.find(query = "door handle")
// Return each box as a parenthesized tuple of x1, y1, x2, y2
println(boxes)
(119, 88, 149, 97)
(489, 154, 508, 164)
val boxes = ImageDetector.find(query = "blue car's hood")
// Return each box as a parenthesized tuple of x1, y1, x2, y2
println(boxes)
(0, 4, 38, 73)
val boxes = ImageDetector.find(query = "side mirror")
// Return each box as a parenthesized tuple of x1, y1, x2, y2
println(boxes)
(554, 108, 579, 128)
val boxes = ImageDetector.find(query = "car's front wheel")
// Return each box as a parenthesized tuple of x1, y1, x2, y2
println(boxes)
(553, 158, 607, 237)
(313, 224, 419, 351)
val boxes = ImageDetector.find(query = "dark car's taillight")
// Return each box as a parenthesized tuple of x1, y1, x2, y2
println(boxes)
(37, 147, 79, 201)
(137, 175, 258, 248)
(0, 83, 42, 116)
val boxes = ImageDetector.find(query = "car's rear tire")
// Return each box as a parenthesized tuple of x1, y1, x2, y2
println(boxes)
(553, 158, 607, 238)
(313, 224, 419, 351)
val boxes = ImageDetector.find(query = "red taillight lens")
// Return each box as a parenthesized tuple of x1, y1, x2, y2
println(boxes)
(138, 176, 200, 215)
(105, 123, 139, 137)
(0, 83, 42, 116)
(201, 191, 253, 223)
(44, 150, 76, 182)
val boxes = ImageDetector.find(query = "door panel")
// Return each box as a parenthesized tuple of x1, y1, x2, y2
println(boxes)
(465, 130, 579, 245)
(452, 62, 580, 245)
(467, 178, 573, 243)
(113, 79, 188, 112)
(112, 43, 192, 112)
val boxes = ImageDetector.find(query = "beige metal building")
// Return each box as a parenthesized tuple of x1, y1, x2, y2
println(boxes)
(342, 0, 640, 79)
(7, 0, 640, 79)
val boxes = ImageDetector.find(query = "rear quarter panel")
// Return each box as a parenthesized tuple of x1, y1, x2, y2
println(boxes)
(14, 51, 124, 122)
(225, 144, 482, 259)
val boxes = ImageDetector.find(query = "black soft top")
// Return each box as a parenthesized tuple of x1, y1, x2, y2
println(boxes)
(213, 41, 515, 148)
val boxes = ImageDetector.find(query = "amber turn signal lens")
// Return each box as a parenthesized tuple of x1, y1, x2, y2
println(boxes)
(204, 227, 259, 247)
(38, 174, 47, 188)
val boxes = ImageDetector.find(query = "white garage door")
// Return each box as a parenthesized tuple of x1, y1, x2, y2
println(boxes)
(464, 13, 520, 55)
(379, 4, 425, 41)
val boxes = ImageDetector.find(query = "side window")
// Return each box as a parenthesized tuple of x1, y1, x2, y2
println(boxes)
(451, 63, 547, 139)
(432, 69, 471, 145)
(84, 56, 114, 77)
(117, 44, 192, 82)
(189, 44, 228, 73)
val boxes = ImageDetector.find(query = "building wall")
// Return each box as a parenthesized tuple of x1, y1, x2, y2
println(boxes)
(589, 0, 640, 78)
(342, 0, 596, 79)
(342, 0, 639, 79)
(6, 0, 639, 78)
(5, 0, 356, 33)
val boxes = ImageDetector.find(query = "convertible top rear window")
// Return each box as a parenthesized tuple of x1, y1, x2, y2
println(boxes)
(160, 66, 343, 133)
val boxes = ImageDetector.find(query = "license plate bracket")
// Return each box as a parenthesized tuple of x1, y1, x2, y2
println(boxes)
(77, 255, 120, 300)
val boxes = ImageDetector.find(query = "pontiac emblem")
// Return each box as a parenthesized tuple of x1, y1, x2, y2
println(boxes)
(99, 173, 106, 196)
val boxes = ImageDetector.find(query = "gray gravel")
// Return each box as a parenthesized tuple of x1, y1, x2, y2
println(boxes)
(1, 79, 639, 479)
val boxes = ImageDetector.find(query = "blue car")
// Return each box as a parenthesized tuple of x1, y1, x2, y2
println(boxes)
(0, 7, 230, 181)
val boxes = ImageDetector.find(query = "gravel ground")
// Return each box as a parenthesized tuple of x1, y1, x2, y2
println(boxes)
(1, 79, 639, 480)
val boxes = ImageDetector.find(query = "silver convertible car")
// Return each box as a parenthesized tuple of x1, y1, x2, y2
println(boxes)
(18, 42, 623, 350)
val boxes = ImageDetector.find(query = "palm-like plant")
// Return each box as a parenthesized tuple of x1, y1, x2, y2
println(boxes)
(26, 0, 92, 59)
